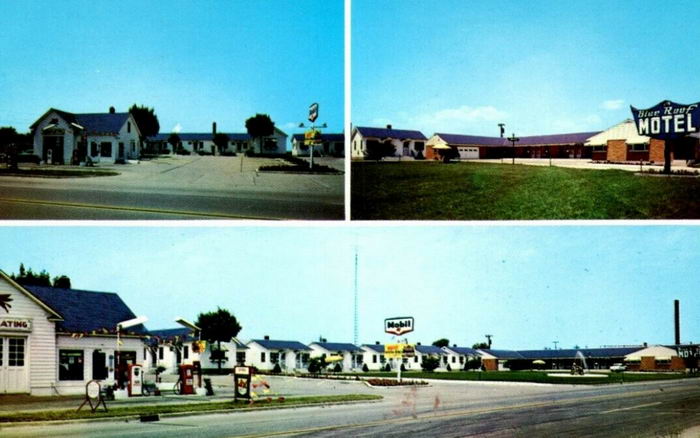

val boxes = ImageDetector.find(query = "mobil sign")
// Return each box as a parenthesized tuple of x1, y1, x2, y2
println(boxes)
(384, 316, 414, 335)
(631, 100, 700, 140)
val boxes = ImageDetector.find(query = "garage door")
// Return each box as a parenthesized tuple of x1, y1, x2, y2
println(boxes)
(458, 147, 479, 159)
(0, 337, 29, 393)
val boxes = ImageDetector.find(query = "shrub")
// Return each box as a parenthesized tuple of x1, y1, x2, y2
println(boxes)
(400, 364, 406, 372)
(383, 363, 392, 372)
(446, 364, 452, 372)
(333, 363, 342, 373)
(272, 363, 282, 374)
(421, 357, 440, 372)
(362, 363, 369, 372)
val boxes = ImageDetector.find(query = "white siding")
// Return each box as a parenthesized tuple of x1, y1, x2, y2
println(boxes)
(32, 111, 78, 164)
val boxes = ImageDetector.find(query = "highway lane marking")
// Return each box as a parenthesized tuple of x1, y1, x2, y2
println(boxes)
(0, 197, 280, 220)
(601, 401, 662, 414)
(229, 385, 700, 438)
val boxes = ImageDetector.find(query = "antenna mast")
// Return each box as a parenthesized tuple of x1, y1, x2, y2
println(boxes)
(354, 247, 359, 345)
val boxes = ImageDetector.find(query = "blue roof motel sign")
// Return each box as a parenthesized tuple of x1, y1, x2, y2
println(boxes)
(631, 100, 700, 140)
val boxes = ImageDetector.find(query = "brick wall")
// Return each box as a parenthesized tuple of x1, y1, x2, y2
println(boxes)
(606, 140, 627, 162)
(640, 356, 656, 370)
(482, 358, 498, 371)
(649, 139, 667, 163)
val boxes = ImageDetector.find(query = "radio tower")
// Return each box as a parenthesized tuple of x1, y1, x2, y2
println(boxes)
(353, 247, 359, 345)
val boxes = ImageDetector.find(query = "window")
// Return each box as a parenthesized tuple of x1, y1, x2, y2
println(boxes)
(158, 347, 164, 360)
(131, 140, 136, 153)
(100, 142, 112, 157)
(127, 122, 131, 133)
(236, 352, 246, 365)
(380, 355, 386, 364)
(592, 145, 607, 152)
(59, 349, 84, 381)
(261, 352, 266, 363)
(414, 141, 425, 152)
(459, 356, 464, 364)
(91, 142, 98, 156)
(270, 352, 279, 364)
(9, 338, 24, 367)
(0, 338, 3, 366)
(452, 356, 456, 363)
(628, 143, 648, 152)
(184, 346, 189, 360)
(372, 354, 377, 363)
(414, 356, 419, 363)
(143, 348, 147, 361)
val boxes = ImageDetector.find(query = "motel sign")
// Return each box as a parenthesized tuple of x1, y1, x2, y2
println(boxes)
(384, 316, 414, 335)
(631, 100, 700, 140)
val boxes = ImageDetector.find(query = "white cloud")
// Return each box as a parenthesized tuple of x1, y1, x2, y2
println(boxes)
(601, 99, 625, 110)
(172, 123, 182, 133)
(409, 105, 508, 134)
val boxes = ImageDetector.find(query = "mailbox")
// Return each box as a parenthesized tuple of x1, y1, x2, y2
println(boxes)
(234, 366, 252, 401)
(178, 364, 195, 395)
(127, 364, 143, 397)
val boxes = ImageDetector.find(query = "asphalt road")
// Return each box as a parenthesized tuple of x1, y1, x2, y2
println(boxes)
(0, 156, 344, 220)
(3, 378, 699, 438)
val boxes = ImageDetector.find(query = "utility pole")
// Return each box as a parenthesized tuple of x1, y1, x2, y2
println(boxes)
(485, 334, 493, 348)
(508, 133, 520, 165)
(553, 341, 559, 350)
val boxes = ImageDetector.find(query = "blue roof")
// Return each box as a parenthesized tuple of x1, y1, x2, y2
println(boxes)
(516, 347, 642, 360)
(292, 133, 345, 142)
(311, 342, 361, 352)
(362, 344, 385, 353)
(481, 349, 525, 359)
(74, 113, 130, 135)
(445, 346, 480, 356)
(251, 339, 310, 351)
(435, 131, 600, 147)
(415, 345, 444, 355)
(149, 327, 194, 340)
(24, 285, 148, 335)
(355, 126, 427, 140)
(148, 133, 251, 142)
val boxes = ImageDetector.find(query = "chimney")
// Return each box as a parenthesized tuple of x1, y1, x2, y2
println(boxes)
(375, 341, 380, 345)
(264, 335, 270, 340)
(109, 106, 115, 114)
(417, 342, 421, 346)
(674, 299, 680, 345)
(212, 122, 217, 136)
(386, 124, 392, 130)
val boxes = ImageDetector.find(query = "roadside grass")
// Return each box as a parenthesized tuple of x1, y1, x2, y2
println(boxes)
(0, 394, 381, 423)
(352, 371, 690, 385)
(0, 168, 119, 178)
(351, 161, 700, 219)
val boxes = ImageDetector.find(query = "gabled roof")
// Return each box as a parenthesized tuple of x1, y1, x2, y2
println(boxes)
(443, 346, 480, 356)
(309, 342, 361, 352)
(149, 327, 194, 341)
(480, 349, 525, 359)
(415, 345, 445, 355)
(23, 285, 148, 335)
(585, 119, 650, 146)
(30, 108, 132, 136)
(354, 126, 427, 141)
(292, 133, 345, 142)
(0, 271, 63, 321)
(250, 339, 310, 351)
(517, 347, 643, 360)
(362, 344, 385, 353)
(434, 131, 600, 147)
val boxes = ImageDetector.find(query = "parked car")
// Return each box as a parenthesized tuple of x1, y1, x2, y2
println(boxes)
(610, 363, 626, 372)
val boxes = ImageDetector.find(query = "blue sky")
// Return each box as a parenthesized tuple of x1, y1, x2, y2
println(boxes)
(352, 0, 700, 137)
(0, 0, 343, 141)
(1, 225, 697, 350)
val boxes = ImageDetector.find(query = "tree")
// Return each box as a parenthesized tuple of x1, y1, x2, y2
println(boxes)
(464, 356, 482, 371)
(308, 355, 326, 374)
(0, 126, 19, 170)
(167, 133, 181, 154)
(365, 139, 395, 161)
(472, 342, 490, 349)
(195, 308, 242, 371)
(421, 356, 440, 372)
(129, 104, 160, 139)
(245, 114, 275, 155)
(52, 275, 71, 289)
(432, 338, 450, 348)
(213, 133, 230, 155)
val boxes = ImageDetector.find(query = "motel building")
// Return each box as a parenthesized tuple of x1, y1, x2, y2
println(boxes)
(197, 338, 248, 370)
(360, 343, 388, 370)
(0, 271, 149, 395)
(147, 328, 202, 374)
(30, 107, 142, 165)
(585, 119, 700, 163)
(425, 132, 599, 161)
(291, 133, 345, 157)
(245, 337, 311, 372)
(351, 125, 428, 159)
(409, 344, 447, 371)
(308, 341, 363, 372)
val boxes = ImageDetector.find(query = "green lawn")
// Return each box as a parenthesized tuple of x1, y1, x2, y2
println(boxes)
(353, 370, 690, 385)
(351, 161, 700, 219)
(0, 394, 382, 423)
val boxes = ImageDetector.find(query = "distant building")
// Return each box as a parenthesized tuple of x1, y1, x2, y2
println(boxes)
(308, 341, 362, 372)
(246, 337, 311, 371)
(147, 328, 202, 374)
(30, 107, 142, 165)
(351, 125, 427, 159)
(291, 133, 345, 157)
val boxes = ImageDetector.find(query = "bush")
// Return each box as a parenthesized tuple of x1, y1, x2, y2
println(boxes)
(421, 357, 440, 372)
(400, 364, 406, 372)
(272, 363, 282, 374)
(465, 357, 482, 371)
(362, 363, 369, 372)
(383, 363, 392, 372)
(333, 363, 342, 373)
(446, 364, 452, 372)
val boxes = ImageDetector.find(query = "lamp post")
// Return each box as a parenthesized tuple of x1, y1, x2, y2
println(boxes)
(508, 133, 520, 165)
(175, 317, 201, 341)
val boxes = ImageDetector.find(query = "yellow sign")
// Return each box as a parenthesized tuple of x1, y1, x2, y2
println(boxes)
(304, 129, 322, 146)
(385, 343, 415, 359)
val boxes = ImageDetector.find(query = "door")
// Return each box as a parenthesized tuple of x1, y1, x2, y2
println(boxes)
(92, 350, 108, 380)
(0, 337, 29, 393)
(118, 143, 125, 160)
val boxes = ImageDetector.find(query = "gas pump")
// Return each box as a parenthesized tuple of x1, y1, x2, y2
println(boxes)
(192, 361, 202, 389)
(178, 364, 195, 395)
(127, 364, 143, 397)
(234, 366, 252, 401)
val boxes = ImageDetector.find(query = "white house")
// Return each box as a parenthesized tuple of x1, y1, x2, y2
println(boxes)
(441, 346, 481, 370)
(308, 341, 362, 372)
(147, 125, 288, 156)
(246, 337, 311, 372)
(198, 338, 248, 370)
(0, 271, 150, 395)
(147, 328, 203, 374)
(30, 107, 142, 165)
(360, 343, 390, 371)
(351, 125, 427, 159)
(409, 344, 447, 371)
(291, 133, 345, 157)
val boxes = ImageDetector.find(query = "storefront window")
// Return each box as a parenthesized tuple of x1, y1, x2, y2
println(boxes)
(100, 142, 112, 157)
(59, 350, 84, 380)
(8, 338, 24, 366)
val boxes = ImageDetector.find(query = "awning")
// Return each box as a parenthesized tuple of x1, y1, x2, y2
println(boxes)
(532, 360, 546, 365)
(431, 144, 452, 150)
(325, 355, 344, 362)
